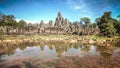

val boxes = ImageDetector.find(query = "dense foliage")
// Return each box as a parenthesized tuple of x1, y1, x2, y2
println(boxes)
(96, 12, 120, 37)
(0, 11, 26, 27)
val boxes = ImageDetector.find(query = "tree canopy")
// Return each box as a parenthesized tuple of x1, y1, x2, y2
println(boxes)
(96, 12, 120, 37)
(18, 20, 26, 27)
(0, 11, 26, 27)
(81, 17, 91, 25)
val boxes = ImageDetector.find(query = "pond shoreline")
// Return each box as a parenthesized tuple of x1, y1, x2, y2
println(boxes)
(0, 35, 116, 47)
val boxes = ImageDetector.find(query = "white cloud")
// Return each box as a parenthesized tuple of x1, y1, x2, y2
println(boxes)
(16, 18, 49, 23)
(16, 18, 21, 22)
(67, 0, 85, 10)
(66, 0, 91, 15)
(16, 18, 40, 23)
(74, 6, 81, 10)
(66, 0, 93, 19)
(24, 20, 40, 23)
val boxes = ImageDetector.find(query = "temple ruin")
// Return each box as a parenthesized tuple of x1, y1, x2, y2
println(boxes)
(0, 12, 99, 35)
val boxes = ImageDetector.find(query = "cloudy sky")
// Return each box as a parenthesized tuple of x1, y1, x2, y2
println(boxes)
(0, 0, 120, 23)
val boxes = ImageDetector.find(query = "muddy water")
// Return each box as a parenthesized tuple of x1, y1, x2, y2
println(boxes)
(0, 42, 119, 62)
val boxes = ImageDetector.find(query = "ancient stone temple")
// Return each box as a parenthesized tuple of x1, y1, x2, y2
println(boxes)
(48, 20, 54, 27)
(0, 11, 99, 35)
(39, 20, 45, 33)
(54, 12, 64, 28)
(53, 12, 72, 34)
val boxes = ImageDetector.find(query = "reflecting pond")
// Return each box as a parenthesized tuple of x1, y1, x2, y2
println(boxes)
(0, 41, 119, 62)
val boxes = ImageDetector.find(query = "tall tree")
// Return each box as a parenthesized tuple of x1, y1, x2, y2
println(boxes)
(18, 20, 26, 27)
(0, 11, 18, 27)
(112, 18, 120, 35)
(81, 17, 91, 25)
(5, 15, 17, 27)
(81, 17, 91, 35)
(0, 11, 6, 26)
(96, 12, 116, 37)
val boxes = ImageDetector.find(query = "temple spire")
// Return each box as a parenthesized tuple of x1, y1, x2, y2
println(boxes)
(58, 12, 62, 17)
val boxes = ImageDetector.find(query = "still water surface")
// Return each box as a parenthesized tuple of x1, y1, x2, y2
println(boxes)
(0, 42, 119, 61)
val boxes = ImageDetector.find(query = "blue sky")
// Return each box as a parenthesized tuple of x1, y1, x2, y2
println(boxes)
(0, 0, 120, 23)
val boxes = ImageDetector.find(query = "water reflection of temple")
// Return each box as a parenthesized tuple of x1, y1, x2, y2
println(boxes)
(0, 41, 116, 58)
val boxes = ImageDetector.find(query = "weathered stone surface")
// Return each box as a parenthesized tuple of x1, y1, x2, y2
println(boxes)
(54, 12, 65, 28)
(0, 12, 99, 35)
(48, 20, 54, 27)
